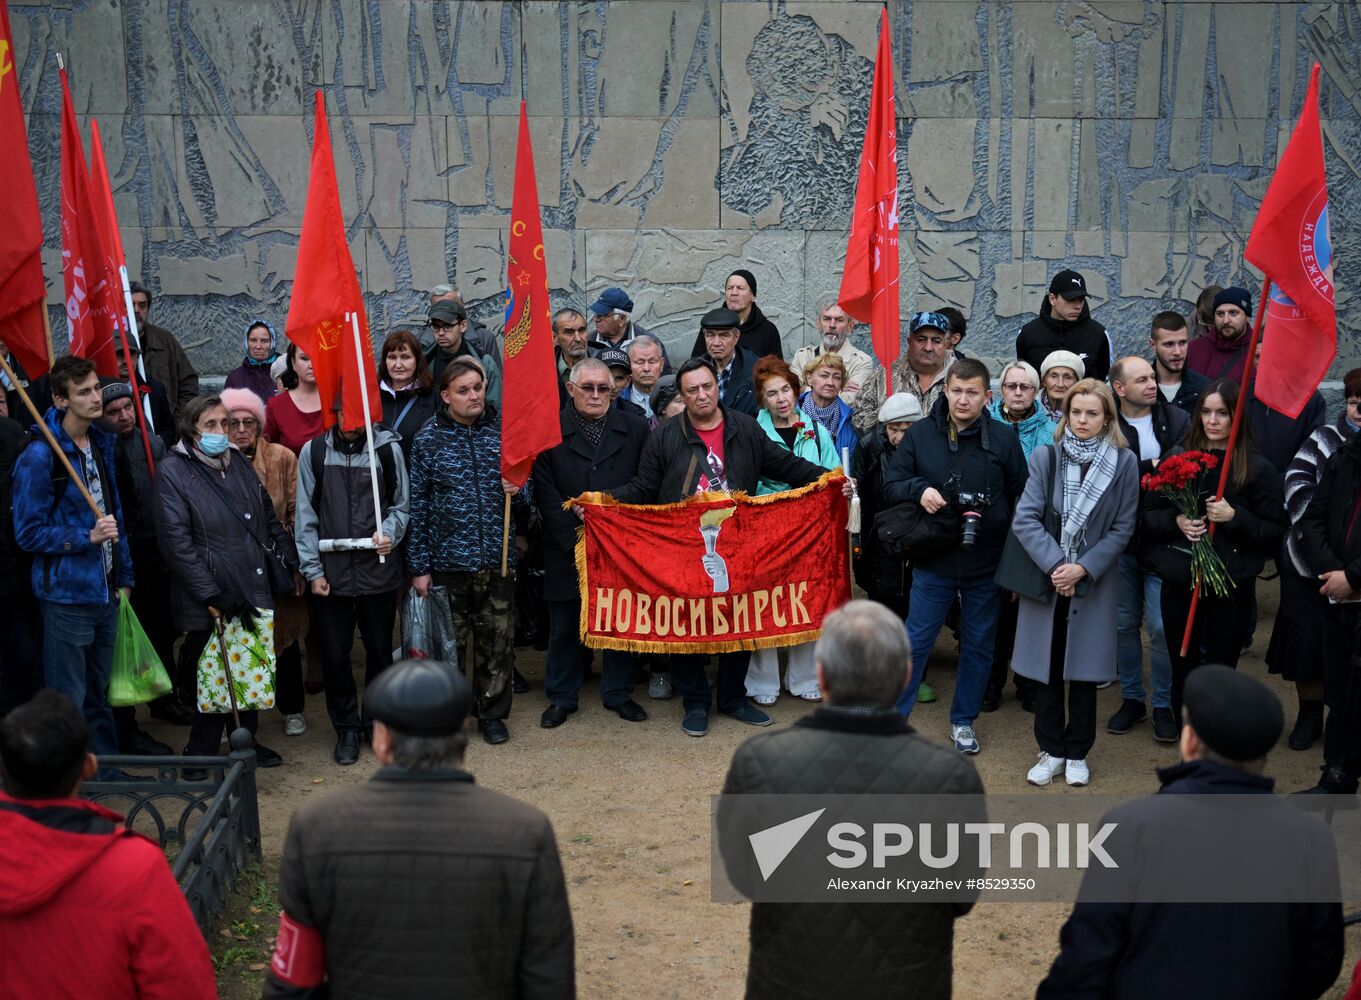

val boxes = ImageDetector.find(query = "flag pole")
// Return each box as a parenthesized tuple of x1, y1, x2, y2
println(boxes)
(0, 351, 103, 517)
(41, 302, 55, 369)
(1178, 275, 1272, 656)
(500, 494, 512, 577)
(348, 311, 386, 565)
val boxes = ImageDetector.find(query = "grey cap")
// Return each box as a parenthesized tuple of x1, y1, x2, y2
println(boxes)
(649, 373, 679, 414)
(428, 300, 467, 324)
(878, 392, 923, 424)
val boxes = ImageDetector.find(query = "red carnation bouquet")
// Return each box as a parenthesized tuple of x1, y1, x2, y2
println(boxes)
(1141, 451, 1234, 597)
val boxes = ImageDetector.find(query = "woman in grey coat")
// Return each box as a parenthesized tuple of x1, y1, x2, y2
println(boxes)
(155, 394, 298, 770)
(1010, 380, 1138, 788)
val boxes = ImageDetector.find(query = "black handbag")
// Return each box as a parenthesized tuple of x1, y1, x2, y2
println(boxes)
(193, 457, 297, 595)
(873, 502, 961, 561)
(995, 445, 1059, 602)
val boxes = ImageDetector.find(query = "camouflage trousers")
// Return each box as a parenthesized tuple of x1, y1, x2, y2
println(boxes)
(433, 569, 516, 721)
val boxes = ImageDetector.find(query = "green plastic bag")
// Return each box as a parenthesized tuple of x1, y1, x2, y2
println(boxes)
(108, 594, 173, 707)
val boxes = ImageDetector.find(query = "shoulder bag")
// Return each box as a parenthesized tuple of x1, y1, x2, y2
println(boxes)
(193, 457, 296, 595)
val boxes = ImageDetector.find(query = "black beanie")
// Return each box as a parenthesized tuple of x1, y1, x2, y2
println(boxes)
(1183, 664, 1284, 761)
(728, 268, 757, 298)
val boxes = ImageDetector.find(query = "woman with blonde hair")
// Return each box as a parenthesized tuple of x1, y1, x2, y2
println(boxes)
(1009, 380, 1139, 787)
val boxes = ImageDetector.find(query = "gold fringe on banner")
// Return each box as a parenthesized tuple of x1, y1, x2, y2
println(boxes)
(571, 470, 846, 652)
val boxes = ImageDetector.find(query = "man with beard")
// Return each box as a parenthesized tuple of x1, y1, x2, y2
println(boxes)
(853, 312, 957, 434)
(1186, 286, 1252, 384)
(791, 298, 874, 406)
(1149, 311, 1207, 415)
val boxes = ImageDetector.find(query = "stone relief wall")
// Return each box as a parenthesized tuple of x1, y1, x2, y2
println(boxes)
(9, 0, 1359, 377)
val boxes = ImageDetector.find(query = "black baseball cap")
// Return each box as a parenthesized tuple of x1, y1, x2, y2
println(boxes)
(1049, 269, 1088, 300)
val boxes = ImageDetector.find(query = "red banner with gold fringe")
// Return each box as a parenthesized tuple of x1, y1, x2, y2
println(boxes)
(572, 472, 851, 653)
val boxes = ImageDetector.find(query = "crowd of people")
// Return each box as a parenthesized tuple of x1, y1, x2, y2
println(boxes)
(0, 266, 1359, 997)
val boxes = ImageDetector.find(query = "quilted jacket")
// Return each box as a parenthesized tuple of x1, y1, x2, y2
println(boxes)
(405, 405, 531, 575)
(719, 706, 984, 1000)
(263, 767, 573, 1000)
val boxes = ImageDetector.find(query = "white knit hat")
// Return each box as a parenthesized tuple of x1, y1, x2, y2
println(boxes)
(878, 392, 923, 424)
(1040, 350, 1085, 380)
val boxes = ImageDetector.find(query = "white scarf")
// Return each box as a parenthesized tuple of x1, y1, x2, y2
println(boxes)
(1058, 431, 1118, 561)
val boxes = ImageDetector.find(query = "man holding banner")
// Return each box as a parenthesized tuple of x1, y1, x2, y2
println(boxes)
(608, 357, 852, 736)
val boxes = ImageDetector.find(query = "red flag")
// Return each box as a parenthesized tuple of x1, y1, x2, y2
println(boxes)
(87, 122, 133, 344)
(0, 1, 49, 377)
(500, 101, 562, 486)
(1244, 63, 1334, 419)
(59, 66, 120, 377)
(285, 91, 379, 433)
(838, 8, 900, 369)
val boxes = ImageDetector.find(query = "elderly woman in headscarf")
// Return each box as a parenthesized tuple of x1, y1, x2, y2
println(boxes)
(224, 319, 281, 402)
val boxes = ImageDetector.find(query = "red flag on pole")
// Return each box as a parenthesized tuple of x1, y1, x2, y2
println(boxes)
(500, 101, 562, 487)
(59, 64, 120, 376)
(285, 91, 379, 433)
(0, 1, 50, 378)
(838, 8, 900, 369)
(1244, 63, 1334, 419)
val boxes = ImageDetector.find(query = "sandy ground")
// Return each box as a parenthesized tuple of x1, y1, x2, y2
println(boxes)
(138, 583, 1360, 998)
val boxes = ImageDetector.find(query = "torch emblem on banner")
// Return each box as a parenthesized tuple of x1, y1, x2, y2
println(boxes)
(699, 506, 737, 595)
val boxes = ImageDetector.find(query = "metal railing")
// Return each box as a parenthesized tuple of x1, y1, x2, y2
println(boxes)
(82, 728, 262, 936)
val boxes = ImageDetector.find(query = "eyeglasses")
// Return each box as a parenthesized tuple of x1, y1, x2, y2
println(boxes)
(1002, 382, 1034, 392)
(228, 418, 258, 430)
(428, 320, 457, 331)
(575, 383, 612, 395)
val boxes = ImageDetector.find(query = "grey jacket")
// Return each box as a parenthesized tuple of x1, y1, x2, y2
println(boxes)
(295, 426, 409, 596)
(1009, 445, 1139, 684)
(719, 707, 983, 1000)
(153, 443, 297, 631)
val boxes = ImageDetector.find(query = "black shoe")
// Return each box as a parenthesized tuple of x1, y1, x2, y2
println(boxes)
(1018, 686, 1036, 714)
(121, 729, 174, 756)
(540, 705, 575, 728)
(512, 670, 530, 694)
(1151, 707, 1179, 742)
(1106, 699, 1147, 734)
(1294, 766, 1360, 796)
(334, 732, 360, 765)
(480, 719, 509, 745)
(180, 767, 209, 782)
(1288, 702, 1325, 751)
(609, 699, 647, 722)
(148, 698, 195, 726)
(980, 685, 1002, 713)
(254, 742, 283, 768)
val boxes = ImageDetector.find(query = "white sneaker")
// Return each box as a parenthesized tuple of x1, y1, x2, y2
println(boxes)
(752, 693, 778, 706)
(647, 672, 673, 700)
(283, 714, 307, 737)
(1027, 752, 1066, 786)
(797, 691, 822, 702)
(1065, 758, 1090, 786)
(951, 724, 980, 755)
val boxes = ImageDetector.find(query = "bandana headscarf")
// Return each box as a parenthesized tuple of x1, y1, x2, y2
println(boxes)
(244, 319, 280, 367)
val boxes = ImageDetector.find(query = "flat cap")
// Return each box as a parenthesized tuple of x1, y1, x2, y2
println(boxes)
(1183, 664, 1283, 761)
(428, 300, 467, 324)
(700, 307, 741, 330)
(649, 373, 679, 415)
(364, 659, 472, 737)
(878, 392, 923, 425)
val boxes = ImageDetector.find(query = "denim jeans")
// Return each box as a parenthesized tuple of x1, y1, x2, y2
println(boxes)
(1115, 553, 1172, 708)
(41, 599, 120, 767)
(898, 569, 1001, 725)
(545, 599, 635, 709)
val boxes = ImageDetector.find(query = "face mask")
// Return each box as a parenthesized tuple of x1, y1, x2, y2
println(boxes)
(198, 433, 230, 456)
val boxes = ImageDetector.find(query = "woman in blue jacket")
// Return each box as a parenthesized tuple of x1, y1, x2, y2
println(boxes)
(797, 353, 858, 466)
(747, 357, 839, 704)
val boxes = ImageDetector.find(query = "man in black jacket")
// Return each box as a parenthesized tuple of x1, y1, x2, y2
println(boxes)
(883, 359, 1027, 754)
(1039, 665, 1344, 999)
(263, 660, 574, 999)
(1149, 311, 1208, 415)
(719, 600, 983, 1000)
(1015, 269, 1112, 383)
(533, 359, 651, 728)
(698, 308, 759, 417)
(1108, 356, 1188, 741)
(610, 358, 834, 736)
(1298, 429, 1361, 794)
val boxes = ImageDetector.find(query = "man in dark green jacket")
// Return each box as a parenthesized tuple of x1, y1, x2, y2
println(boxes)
(719, 600, 984, 1000)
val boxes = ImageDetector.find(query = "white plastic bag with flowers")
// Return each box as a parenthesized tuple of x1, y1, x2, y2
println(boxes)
(196, 610, 277, 713)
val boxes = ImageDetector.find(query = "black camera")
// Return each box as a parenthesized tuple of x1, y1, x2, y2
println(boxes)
(943, 472, 992, 549)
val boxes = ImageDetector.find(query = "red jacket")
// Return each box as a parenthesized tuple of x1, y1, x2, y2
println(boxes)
(0, 792, 219, 999)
